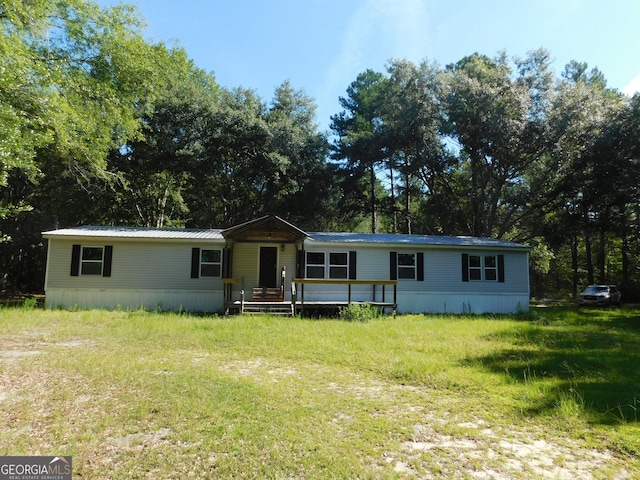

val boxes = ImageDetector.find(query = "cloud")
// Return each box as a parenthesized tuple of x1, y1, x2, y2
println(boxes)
(622, 74, 640, 96)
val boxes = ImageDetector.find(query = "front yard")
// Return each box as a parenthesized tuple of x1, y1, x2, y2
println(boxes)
(1, 305, 639, 478)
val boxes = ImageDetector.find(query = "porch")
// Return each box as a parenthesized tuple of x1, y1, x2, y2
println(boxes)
(223, 278, 397, 316)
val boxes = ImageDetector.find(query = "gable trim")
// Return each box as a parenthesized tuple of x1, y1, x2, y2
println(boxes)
(222, 214, 308, 242)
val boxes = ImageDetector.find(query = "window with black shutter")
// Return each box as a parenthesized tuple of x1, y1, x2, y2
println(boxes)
(70, 244, 112, 277)
(191, 247, 222, 278)
(462, 253, 505, 282)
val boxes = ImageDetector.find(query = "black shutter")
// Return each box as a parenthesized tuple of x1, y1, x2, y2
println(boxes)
(462, 253, 469, 282)
(390, 252, 397, 280)
(498, 254, 505, 283)
(349, 251, 357, 279)
(102, 246, 113, 277)
(70, 244, 81, 276)
(297, 249, 305, 278)
(417, 252, 424, 281)
(191, 248, 200, 278)
(221, 248, 227, 278)
(222, 248, 231, 278)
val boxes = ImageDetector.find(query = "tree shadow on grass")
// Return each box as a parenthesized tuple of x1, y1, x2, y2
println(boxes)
(465, 307, 640, 424)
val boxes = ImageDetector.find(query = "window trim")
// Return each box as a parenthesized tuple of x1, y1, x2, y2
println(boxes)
(329, 251, 348, 279)
(81, 246, 104, 276)
(191, 247, 222, 279)
(484, 255, 497, 281)
(397, 252, 416, 280)
(200, 248, 222, 277)
(305, 250, 353, 279)
(305, 251, 326, 279)
(468, 254, 483, 281)
(462, 253, 504, 283)
(71, 244, 112, 277)
(390, 251, 424, 281)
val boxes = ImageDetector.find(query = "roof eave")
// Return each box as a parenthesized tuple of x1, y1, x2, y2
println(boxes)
(221, 214, 308, 242)
(42, 228, 224, 242)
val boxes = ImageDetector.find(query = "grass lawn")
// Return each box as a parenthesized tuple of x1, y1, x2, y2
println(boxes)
(1, 305, 640, 478)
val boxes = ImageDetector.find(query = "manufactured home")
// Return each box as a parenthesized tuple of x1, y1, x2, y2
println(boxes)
(42, 215, 531, 314)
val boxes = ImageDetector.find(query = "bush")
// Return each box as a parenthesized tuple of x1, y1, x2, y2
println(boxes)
(338, 303, 382, 322)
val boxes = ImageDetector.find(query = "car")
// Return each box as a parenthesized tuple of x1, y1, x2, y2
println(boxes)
(578, 285, 621, 306)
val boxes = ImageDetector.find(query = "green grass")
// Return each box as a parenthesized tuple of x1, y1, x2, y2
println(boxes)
(1, 305, 640, 478)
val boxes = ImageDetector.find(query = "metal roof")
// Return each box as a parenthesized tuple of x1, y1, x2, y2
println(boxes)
(307, 232, 529, 249)
(41, 225, 529, 250)
(42, 225, 224, 240)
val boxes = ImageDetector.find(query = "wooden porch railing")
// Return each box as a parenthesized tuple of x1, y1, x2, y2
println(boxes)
(292, 278, 397, 316)
(223, 277, 244, 305)
(224, 277, 398, 316)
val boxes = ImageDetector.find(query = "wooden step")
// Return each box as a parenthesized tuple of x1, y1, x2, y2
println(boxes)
(242, 301, 294, 316)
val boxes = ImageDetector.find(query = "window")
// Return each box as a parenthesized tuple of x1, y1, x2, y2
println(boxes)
(306, 252, 325, 278)
(463, 254, 504, 282)
(71, 244, 112, 277)
(81, 247, 104, 275)
(329, 252, 348, 279)
(200, 249, 222, 277)
(305, 251, 352, 279)
(468, 255, 482, 280)
(397, 253, 416, 279)
(484, 255, 497, 281)
(390, 252, 424, 281)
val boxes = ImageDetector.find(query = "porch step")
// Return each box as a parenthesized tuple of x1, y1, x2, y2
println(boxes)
(242, 301, 294, 316)
(252, 287, 284, 302)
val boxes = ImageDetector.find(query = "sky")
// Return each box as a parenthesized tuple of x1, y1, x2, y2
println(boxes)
(96, 0, 640, 131)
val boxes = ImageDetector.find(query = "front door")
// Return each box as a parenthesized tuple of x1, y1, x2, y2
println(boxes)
(259, 247, 278, 287)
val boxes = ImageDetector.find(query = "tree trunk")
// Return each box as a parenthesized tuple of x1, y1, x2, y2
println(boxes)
(389, 165, 397, 234)
(370, 164, 377, 233)
(571, 233, 579, 298)
(597, 226, 606, 284)
(622, 235, 630, 286)
(584, 229, 594, 285)
(404, 171, 412, 234)
(470, 154, 481, 237)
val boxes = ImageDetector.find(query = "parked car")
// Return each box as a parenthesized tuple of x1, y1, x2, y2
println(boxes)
(578, 285, 622, 306)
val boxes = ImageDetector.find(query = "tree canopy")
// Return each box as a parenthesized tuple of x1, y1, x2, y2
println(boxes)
(1, 0, 639, 301)
(330, 51, 640, 300)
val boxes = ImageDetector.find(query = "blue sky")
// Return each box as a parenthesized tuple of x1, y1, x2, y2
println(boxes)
(98, 0, 640, 131)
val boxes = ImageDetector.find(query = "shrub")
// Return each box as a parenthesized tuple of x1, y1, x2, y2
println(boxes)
(338, 303, 382, 322)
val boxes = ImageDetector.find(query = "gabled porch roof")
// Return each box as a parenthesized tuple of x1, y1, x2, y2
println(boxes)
(221, 214, 308, 242)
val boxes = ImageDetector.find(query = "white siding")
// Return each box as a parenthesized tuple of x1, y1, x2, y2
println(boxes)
(230, 243, 297, 300)
(298, 244, 530, 313)
(356, 246, 391, 279)
(44, 234, 530, 314)
(421, 250, 529, 293)
(45, 238, 225, 312)
(280, 244, 298, 299)
(231, 243, 258, 291)
(298, 245, 372, 302)
(294, 284, 377, 303)
(396, 292, 529, 314)
(45, 288, 223, 312)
